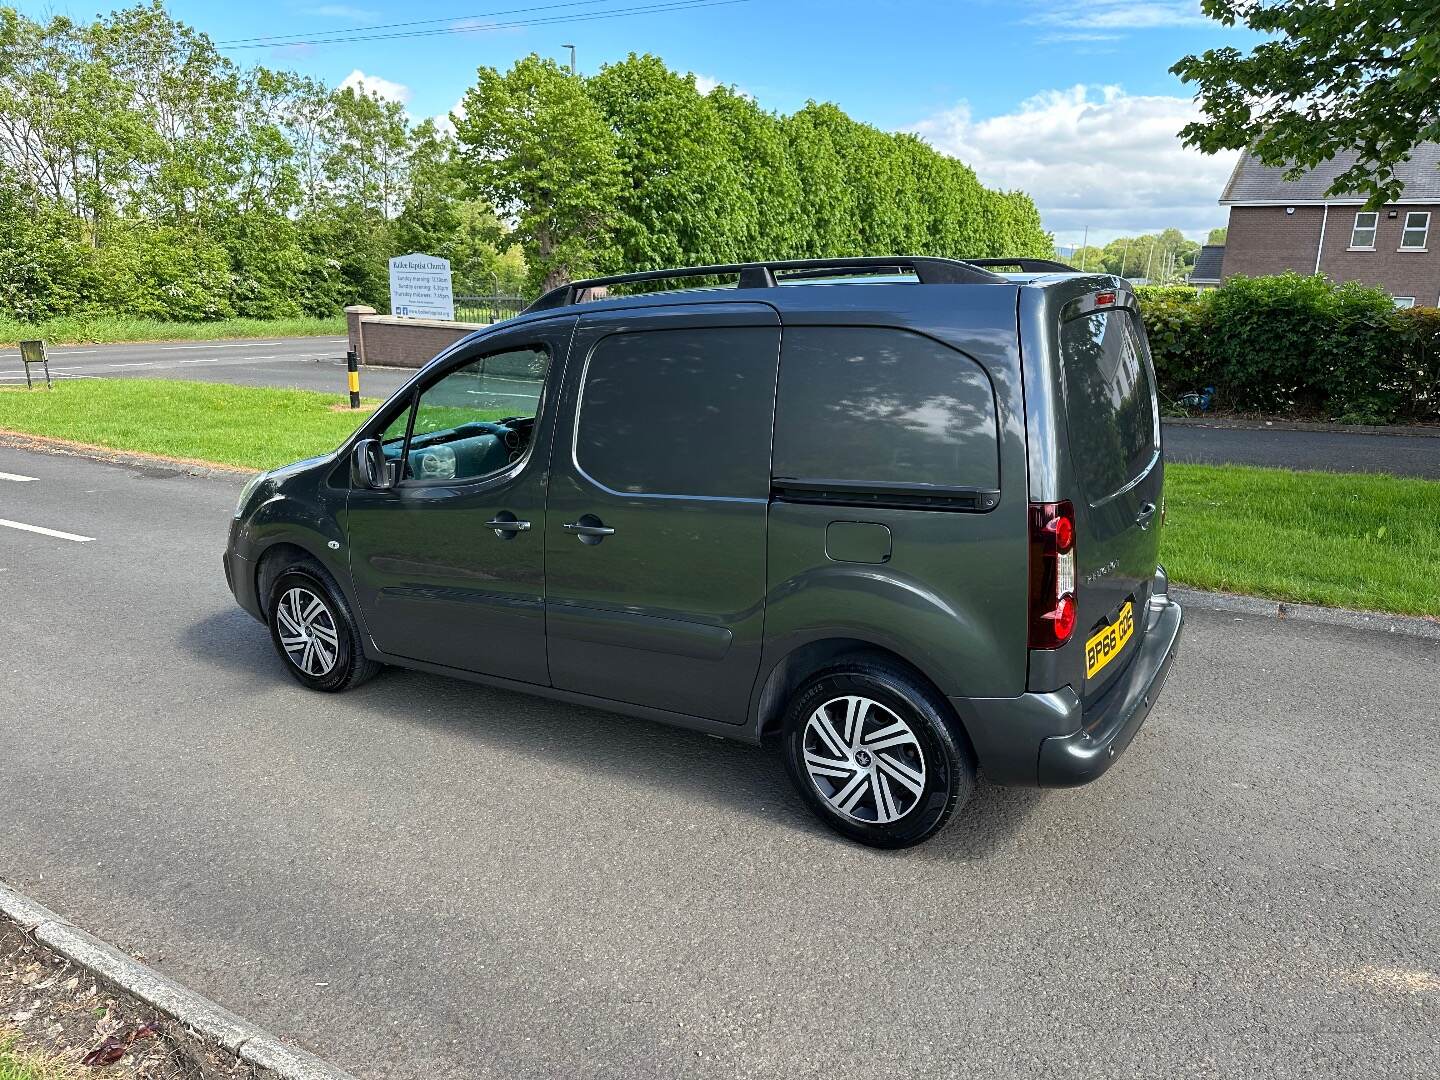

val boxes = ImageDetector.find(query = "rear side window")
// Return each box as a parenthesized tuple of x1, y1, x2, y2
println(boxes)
(575, 327, 780, 498)
(1059, 310, 1158, 502)
(772, 327, 999, 489)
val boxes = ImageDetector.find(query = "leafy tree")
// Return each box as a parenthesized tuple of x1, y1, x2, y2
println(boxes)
(453, 54, 624, 293)
(1207, 226, 1227, 245)
(1173, 1, 1440, 205)
(586, 54, 747, 271)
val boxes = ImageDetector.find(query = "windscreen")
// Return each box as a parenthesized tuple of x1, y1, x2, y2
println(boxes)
(1059, 309, 1158, 503)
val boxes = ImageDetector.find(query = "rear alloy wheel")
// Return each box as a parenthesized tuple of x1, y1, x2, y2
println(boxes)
(802, 696, 928, 825)
(265, 563, 380, 692)
(782, 663, 975, 848)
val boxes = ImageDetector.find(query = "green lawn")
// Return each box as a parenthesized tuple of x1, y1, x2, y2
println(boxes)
(1160, 464, 1440, 617)
(0, 379, 376, 469)
(0, 315, 345, 348)
(0, 379, 1436, 617)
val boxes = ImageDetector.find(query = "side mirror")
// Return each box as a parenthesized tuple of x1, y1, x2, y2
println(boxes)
(352, 438, 397, 491)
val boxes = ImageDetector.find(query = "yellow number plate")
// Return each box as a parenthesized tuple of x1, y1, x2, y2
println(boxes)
(1085, 601, 1135, 680)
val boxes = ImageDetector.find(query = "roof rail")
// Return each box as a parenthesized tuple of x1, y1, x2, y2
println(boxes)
(965, 257, 1079, 273)
(522, 256, 1007, 313)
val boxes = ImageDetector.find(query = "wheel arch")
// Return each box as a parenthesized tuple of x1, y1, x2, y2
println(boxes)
(254, 540, 329, 618)
(752, 637, 974, 754)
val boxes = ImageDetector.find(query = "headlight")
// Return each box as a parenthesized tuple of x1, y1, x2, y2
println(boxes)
(234, 471, 267, 519)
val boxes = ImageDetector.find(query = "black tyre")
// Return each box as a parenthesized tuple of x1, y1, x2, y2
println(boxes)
(264, 560, 381, 693)
(781, 661, 976, 848)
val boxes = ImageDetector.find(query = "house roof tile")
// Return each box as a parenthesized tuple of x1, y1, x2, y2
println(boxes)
(1219, 144, 1440, 204)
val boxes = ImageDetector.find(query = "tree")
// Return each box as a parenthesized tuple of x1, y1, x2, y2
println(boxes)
(453, 54, 623, 293)
(1207, 226, 1227, 245)
(1173, 1, 1440, 205)
(586, 54, 747, 271)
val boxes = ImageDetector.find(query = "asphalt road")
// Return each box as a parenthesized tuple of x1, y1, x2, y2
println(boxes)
(0, 336, 414, 398)
(1164, 423, 1440, 479)
(0, 447, 1436, 1079)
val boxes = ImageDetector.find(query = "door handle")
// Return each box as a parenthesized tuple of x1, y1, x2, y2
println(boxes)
(1136, 502, 1157, 528)
(485, 516, 531, 538)
(564, 516, 616, 544)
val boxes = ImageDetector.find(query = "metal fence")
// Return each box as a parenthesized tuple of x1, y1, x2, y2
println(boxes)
(454, 294, 529, 324)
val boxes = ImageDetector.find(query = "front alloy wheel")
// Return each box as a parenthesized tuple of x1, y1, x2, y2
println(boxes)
(274, 586, 340, 677)
(264, 562, 380, 692)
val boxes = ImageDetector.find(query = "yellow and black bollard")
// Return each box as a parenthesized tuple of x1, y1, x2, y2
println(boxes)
(346, 349, 360, 409)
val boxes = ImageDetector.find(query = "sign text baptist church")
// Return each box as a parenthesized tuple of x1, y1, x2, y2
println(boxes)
(388, 253, 455, 321)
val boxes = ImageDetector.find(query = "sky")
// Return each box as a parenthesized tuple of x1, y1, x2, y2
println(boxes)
(18, 0, 1266, 248)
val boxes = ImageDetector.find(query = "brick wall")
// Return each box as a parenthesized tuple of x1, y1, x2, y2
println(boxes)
(1223, 203, 1440, 304)
(354, 315, 487, 369)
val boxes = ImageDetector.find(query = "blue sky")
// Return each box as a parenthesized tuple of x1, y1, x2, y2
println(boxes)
(21, 0, 1264, 247)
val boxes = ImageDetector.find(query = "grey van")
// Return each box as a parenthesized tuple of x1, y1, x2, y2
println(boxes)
(224, 256, 1183, 848)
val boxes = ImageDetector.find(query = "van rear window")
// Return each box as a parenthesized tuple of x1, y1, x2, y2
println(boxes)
(772, 327, 999, 490)
(1059, 310, 1158, 502)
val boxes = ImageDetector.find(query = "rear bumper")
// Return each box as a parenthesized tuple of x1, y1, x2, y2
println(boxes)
(1036, 589, 1182, 786)
(954, 569, 1183, 787)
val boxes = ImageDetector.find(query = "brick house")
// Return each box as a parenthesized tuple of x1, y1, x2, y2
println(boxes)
(1215, 144, 1440, 308)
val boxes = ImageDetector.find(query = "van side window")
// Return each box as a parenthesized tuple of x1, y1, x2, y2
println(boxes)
(391, 346, 549, 483)
(772, 327, 999, 489)
(575, 327, 779, 498)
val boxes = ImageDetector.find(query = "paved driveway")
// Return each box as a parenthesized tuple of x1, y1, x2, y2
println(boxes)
(0, 447, 1436, 1079)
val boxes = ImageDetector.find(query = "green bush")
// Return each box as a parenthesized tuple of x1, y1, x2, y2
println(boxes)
(1136, 273, 1436, 424)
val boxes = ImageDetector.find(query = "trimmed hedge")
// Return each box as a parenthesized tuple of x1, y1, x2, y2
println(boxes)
(1136, 274, 1440, 424)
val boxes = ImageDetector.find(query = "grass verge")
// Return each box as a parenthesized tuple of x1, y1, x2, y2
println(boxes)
(0, 380, 1435, 617)
(0, 315, 345, 347)
(1160, 464, 1439, 617)
(0, 379, 376, 470)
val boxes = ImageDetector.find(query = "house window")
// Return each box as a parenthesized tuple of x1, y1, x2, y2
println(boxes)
(1400, 211, 1429, 250)
(1392, 297, 1416, 309)
(1349, 211, 1378, 249)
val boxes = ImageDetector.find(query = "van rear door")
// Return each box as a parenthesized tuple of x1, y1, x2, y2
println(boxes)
(1057, 298, 1163, 704)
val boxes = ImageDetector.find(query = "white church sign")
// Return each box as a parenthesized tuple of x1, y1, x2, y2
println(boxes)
(388, 253, 454, 320)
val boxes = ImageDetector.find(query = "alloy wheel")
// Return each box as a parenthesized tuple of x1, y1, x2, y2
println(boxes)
(275, 586, 340, 677)
(802, 695, 927, 824)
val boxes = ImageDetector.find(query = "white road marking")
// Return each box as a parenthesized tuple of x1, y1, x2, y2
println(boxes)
(0, 472, 38, 482)
(155, 341, 285, 351)
(0, 518, 94, 542)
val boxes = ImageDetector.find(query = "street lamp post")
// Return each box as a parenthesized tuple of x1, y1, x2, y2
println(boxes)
(564, 44, 577, 75)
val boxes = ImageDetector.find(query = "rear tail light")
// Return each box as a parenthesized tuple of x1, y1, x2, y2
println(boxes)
(1029, 500, 1077, 648)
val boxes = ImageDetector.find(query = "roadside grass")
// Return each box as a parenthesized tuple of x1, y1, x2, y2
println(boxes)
(1160, 464, 1440, 617)
(0, 379, 1436, 617)
(0, 1031, 75, 1080)
(0, 379, 378, 470)
(0, 315, 345, 348)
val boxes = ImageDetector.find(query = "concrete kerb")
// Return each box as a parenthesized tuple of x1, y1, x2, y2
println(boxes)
(1174, 586, 1440, 641)
(0, 880, 358, 1080)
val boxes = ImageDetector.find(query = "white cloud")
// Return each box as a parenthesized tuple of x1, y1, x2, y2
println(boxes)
(907, 84, 1237, 247)
(1026, 1, 1212, 44)
(430, 98, 466, 138)
(306, 4, 380, 19)
(693, 73, 752, 99)
(338, 69, 412, 106)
